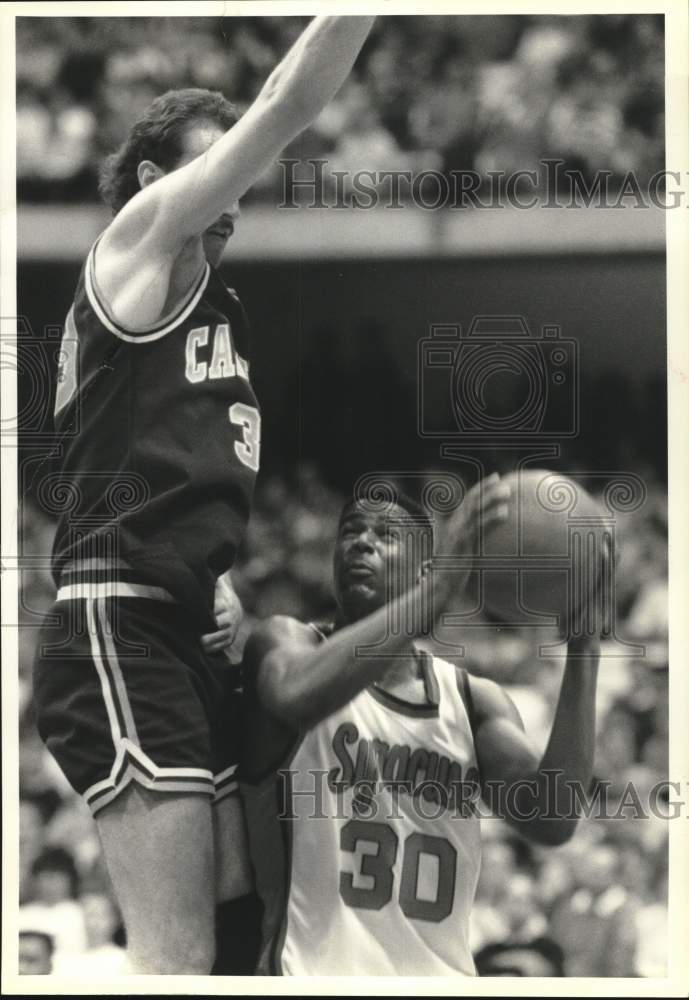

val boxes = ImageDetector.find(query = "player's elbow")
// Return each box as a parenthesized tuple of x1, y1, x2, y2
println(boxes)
(262, 687, 308, 728)
(262, 678, 324, 730)
(258, 656, 314, 729)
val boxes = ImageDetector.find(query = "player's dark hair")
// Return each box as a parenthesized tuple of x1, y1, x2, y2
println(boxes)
(339, 489, 434, 543)
(98, 88, 239, 215)
(31, 846, 81, 900)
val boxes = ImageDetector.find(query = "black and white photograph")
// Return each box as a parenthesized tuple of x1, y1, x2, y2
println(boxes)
(2, 1, 688, 992)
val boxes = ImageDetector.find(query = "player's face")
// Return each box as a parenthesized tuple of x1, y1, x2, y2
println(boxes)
(174, 121, 241, 266)
(333, 502, 420, 623)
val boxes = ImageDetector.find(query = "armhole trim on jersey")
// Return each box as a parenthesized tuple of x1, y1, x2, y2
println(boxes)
(85, 238, 210, 343)
(455, 668, 482, 785)
(456, 667, 478, 744)
(419, 649, 440, 707)
(369, 651, 440, 718)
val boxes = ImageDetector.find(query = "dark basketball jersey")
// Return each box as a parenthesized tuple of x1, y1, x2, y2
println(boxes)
(50, 239, 260, 629)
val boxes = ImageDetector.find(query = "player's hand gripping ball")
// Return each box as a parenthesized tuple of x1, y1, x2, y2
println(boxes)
(433, 472, 511, 612)
(201, 572, 244, 655)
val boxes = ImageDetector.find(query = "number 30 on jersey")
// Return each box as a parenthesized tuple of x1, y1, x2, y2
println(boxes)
(230, 402, 261, 472)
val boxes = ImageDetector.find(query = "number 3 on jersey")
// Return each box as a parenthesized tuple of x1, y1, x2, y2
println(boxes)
(339, 819, 457, 923)
(230, 402, 261, 472)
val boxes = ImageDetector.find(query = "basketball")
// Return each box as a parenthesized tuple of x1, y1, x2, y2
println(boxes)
(478, 469, 606, 631)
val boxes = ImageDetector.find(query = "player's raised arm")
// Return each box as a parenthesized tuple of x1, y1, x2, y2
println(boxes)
(108, 17, 375, 252)
(468, 631, 600, 846)
(247, 593, 434, 731)
(248, 478, 512, 729)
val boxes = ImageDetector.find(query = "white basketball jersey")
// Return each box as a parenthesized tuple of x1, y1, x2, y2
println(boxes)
(246, 651, 482, 976)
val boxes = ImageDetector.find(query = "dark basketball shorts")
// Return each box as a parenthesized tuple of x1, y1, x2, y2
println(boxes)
(33, 577, 241, 817)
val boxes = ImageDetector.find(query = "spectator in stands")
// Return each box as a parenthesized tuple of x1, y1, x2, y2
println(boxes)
(18, 930, 54, 975)
(19, 847, 87, 958)
(409, 47, 479, 176)
(19, 800, 45, 904)
(549, 843, 638, 976)
(498, 873, 550, 945)
(16, 14, 665, 203)
(53, 893, 127, 977)
(469, 837, 518, 951)
(475, 937, 565, 977)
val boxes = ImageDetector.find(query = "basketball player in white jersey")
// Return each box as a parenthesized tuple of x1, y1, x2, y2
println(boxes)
(240, 474, 601, 975)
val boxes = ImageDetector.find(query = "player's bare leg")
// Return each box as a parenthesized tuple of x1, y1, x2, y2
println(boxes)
(95, 784, 215, 974)
(214, 795, 253, 902)
(211, 795, 263, 974)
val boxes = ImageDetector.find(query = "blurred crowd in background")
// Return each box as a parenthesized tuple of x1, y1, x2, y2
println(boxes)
(17, 14, 665, 205)
(14, 9, 668, 980)
(18, 460, 668, 976)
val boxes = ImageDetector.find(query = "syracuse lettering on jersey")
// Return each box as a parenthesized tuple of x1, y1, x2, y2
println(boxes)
(185, 323, 250, 383)
(327, 721, 481, 816)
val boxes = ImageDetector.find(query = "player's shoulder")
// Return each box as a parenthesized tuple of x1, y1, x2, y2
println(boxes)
(429, 653, 523, 730)
(465, 672, 525, 731)
(96, 195, 159, 263)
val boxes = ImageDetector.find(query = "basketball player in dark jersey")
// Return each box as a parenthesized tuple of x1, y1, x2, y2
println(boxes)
(240, 476, 603, 974)
(32, 17, 376, 975)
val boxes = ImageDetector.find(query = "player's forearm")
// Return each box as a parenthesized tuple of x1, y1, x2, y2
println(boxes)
(261, 580, 434, 728)
(512, 636, 599, 843)
(539, 636, 599, 789)
(262, 16, 375, 126)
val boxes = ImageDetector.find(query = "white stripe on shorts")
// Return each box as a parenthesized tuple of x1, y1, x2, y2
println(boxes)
(79, 597, 219, 817)
(86, 598, 124, 749)
(213, 763, 239, 804)
(96, 597, 140, 744)
(84, 741, 216, 817)
(57, 581, 176, 602)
